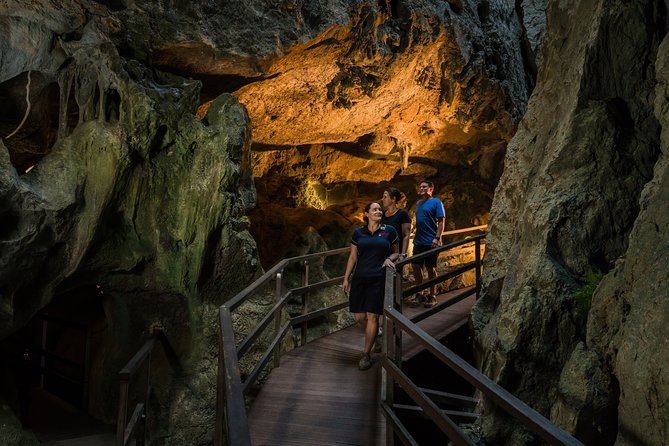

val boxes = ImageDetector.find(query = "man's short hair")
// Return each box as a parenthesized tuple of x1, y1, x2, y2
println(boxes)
(419, 180, 434, 189)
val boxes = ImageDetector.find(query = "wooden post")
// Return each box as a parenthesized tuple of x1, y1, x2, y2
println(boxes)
(301, 260, 310, 346)
(214, 314, 226, 446)
(116, 379, 129, 446)
(139, 350, 151, 446)
(137, 412, 146, 446)
(274, 270, 283, 368)
(475, 238, 482, 299)
(82, 327, 91, 410)
(40, 319, 47, 389)
(393, 269, 403, 368)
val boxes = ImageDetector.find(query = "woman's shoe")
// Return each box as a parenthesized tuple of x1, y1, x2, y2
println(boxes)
(424, 295, 438, 308)
(358, 353, 372, 370)
(409, 294, 426, 307)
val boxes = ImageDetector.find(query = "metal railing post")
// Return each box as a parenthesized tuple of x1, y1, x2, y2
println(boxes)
(274, 270, 283, 368)
(301, 260, 310, 346)
(475, 238, 482, 299)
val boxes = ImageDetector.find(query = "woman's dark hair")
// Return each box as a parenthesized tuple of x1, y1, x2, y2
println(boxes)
(385, 187, 403, 203)
(363, 201, 379, 223)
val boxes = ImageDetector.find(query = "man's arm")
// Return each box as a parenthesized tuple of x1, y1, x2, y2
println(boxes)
(432, 217, 444, 248)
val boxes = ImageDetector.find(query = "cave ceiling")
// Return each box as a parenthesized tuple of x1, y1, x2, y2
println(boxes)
(0, 0, 543, 297)
(121, 0, 541, 263)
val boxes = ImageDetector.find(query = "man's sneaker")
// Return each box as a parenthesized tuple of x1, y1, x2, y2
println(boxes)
(358, 353, 372, 371)
(409, 294, 426, 308)
(424, 295, 438, 308)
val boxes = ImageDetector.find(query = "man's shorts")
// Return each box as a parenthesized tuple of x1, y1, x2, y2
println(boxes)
(411, 244, 438, 268)
(349, 275, 385, 315)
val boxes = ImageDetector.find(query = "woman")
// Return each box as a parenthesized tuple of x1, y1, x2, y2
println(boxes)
(379, 187, 413, 331)
(381, 187, 412, 263)
(342, 202, 399, 370)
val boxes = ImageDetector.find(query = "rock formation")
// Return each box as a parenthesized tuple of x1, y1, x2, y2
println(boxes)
(0, 0, 559, 444)
(472, 0, 668, 444)
(239, 0, 539, 264)
(0, 1, 261, 442)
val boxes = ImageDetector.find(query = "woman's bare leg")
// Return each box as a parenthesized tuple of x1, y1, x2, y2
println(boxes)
(364, 313, 379, 354)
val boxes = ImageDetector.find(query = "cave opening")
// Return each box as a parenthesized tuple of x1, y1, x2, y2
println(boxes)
(0, 71, 60, 174)
(0, 284, 110, 440)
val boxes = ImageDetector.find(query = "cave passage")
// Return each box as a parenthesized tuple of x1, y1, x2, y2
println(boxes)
(0, 284, 109, 439)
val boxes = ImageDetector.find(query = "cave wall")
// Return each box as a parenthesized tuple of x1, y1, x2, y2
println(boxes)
(472, 0, 668, 444)
(0, 2, 262, 443)
(0, 0, 554, 444)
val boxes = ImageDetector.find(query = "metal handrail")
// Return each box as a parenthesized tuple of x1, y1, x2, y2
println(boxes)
(215, 246, 351, 446)
(381, 233, 584, 445)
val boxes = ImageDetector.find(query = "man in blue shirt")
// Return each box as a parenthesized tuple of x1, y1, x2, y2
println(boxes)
(410, 180, 444, 308)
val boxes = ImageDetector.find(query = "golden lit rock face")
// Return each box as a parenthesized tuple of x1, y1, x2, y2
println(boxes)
(228, 2, 537, 262)
(237, 26, 514, 154)
(100, 0, 540, 262)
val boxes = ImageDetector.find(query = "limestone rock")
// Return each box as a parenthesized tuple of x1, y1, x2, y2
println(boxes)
(0, 405, 38, 446)
(472, 0, 665, 443)
(0, 2, 261, 441)
(0, 0, 545, 443)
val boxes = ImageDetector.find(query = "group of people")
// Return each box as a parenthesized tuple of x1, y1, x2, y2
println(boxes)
(342, 180, 445, 371)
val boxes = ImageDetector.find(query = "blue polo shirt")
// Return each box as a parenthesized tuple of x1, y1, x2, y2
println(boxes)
(414, 197, 445, 246)
(351, 224, 398, 278)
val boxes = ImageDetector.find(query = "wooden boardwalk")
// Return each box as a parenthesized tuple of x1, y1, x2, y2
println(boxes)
(247, 290, 476, 446)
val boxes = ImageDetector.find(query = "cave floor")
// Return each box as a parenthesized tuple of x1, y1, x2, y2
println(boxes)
(25, 388, 114, 445)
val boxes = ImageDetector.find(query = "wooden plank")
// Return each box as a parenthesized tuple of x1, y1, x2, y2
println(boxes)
(246, 291, 476, 446)
(248, 324, 385, 446)
(42, 433, 115, 446)
(400, 289, 475, 360)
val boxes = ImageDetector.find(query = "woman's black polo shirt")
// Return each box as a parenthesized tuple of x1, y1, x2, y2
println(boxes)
(351, 224, 398, 278)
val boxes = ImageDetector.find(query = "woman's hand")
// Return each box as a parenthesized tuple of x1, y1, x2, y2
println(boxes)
(342, 278, 350, 294)
(383, 258, 395, 269)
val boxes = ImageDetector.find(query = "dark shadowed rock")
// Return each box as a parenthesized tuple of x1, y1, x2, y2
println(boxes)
(472, 0, 667, 444)
(0, 1, 261, 441)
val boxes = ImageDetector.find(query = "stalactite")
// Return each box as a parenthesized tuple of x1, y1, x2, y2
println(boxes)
(4, 71, 32, 140)
(97, 81, 105, 122)
(58, 70, 74, 138)
(74, 66, 101, 124)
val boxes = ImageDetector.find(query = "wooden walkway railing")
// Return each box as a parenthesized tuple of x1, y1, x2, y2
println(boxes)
(116, 329, 181, 446)
(214, 226, 585, 445)
(381, 234, 584, 445)
(215, 247, 351, 446)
